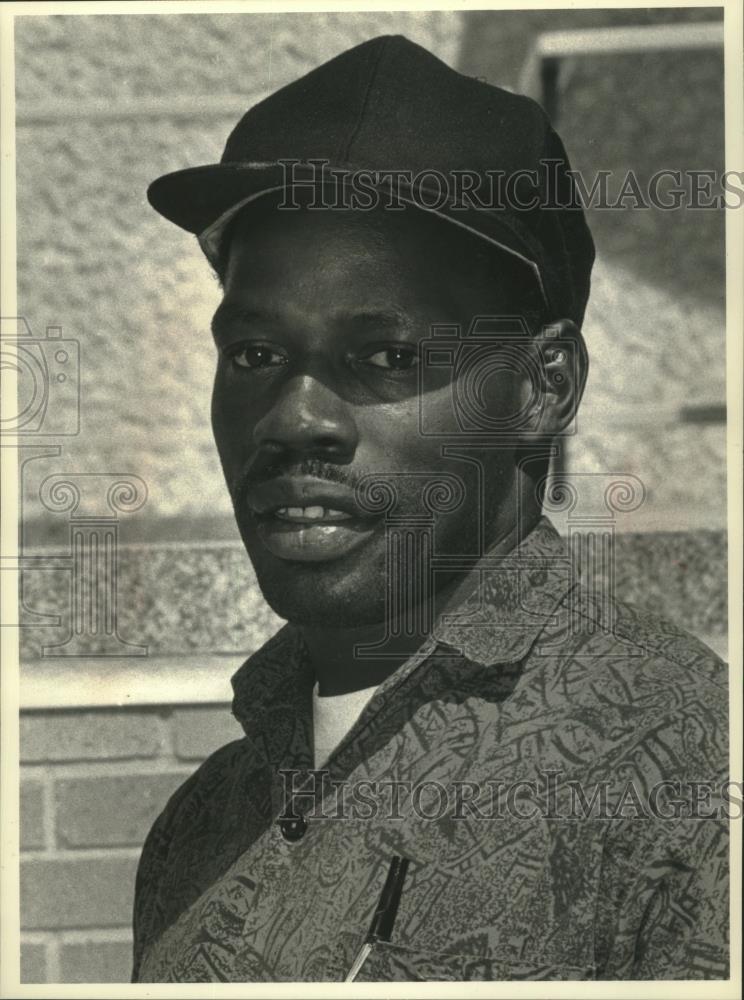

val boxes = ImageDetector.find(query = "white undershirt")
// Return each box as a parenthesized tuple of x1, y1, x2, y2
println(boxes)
(312, 680, 379, 768)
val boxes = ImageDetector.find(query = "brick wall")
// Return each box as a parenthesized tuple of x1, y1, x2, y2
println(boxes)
(19, 703, 242, 983)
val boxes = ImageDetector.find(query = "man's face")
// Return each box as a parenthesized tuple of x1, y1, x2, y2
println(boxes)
(210, 202, 529, 627)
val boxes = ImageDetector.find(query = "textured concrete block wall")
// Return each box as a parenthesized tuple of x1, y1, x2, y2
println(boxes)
(19, 703, 241, 983)
(13, 9, 727, 542)
(13, 11, 463, 536)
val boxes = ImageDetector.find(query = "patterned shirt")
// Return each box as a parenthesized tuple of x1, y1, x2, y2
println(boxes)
(132, 517, 729, 982)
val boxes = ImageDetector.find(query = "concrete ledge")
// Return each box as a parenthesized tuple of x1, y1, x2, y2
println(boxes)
(18, 530, 727, 663)
(20, 632, 728, 711)
(20, 655, 240, 710)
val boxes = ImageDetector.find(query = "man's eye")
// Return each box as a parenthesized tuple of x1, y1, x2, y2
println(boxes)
(361, 346, 420, 371)
(228, 344, 288, 370)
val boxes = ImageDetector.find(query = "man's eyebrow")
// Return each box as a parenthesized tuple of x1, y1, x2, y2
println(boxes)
(210, 305, 415, 339)
(337, 309, 413, 334)
(210, 303, 273, 338)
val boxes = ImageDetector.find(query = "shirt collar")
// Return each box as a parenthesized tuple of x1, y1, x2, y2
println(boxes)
(430, 515, 575, 666)
(231, 516, 575, 736)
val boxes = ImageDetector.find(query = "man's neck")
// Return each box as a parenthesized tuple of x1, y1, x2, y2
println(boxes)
(299, 513, 538, 697)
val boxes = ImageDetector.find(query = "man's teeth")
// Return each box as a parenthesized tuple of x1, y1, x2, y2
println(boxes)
(274, 506, 353, 521)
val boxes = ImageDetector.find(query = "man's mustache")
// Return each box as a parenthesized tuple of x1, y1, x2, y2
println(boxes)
(230, 457, 369, 514)
(230, 456, 468, 523)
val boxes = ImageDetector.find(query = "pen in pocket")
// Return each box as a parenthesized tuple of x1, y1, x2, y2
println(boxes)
(345, 854, 410, 982)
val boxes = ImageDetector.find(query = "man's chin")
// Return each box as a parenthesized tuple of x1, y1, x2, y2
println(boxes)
(258, 575, 387, 628)
(244, 542, 388, 628)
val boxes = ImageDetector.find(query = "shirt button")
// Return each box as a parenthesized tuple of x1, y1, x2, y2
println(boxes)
(279, 815, 307, 842)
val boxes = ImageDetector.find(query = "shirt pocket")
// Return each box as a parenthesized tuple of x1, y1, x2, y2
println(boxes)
(354, 941, 595, 982)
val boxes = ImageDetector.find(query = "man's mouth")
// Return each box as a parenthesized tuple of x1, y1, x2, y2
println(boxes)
(244, 476, 381, 562)
(272, 506, 354, 523)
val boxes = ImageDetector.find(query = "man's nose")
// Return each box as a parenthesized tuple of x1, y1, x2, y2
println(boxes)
(252, 373, 359, 460)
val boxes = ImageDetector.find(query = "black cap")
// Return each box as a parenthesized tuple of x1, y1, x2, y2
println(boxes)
(148, 35, 595, 326)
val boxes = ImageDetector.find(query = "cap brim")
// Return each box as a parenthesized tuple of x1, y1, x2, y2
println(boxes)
(147, 162, 283, 236)
(147, 161, 548, 307)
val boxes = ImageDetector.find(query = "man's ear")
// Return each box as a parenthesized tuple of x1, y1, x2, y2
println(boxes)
(524, 318, 588, 438)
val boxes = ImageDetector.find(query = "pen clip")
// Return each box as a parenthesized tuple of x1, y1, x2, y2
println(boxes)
(345, 854, 410, 982)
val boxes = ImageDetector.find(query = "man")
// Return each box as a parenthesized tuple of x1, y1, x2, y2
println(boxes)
(133, 35, 728, 982)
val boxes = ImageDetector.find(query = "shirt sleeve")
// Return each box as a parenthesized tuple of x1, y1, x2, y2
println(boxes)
(130, 736, 257, 981)
(131, 770, 200, 982)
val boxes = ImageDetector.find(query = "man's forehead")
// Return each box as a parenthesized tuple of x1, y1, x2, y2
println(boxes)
(211, 298, 413, 335)
(221, 201, 544, 326)
(221, 204, 406, 291)
(222, 198, 514, 287)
